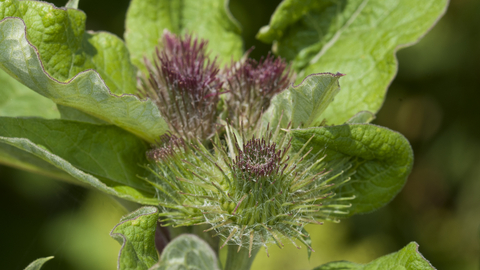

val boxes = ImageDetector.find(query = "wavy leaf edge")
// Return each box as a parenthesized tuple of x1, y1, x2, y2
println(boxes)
(110, 206, 160, 270)
(0, 16, 166, 142)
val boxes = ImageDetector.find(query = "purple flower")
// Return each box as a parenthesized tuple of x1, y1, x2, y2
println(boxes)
(225, 50, 294, 128)
(233, 138, 288, 179)
(139, 31, 223, 141)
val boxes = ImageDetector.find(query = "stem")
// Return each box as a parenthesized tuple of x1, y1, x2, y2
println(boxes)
(224, 244, 259, 270)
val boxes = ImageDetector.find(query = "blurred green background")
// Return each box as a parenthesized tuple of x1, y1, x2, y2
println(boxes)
(1, 0, 479, 269)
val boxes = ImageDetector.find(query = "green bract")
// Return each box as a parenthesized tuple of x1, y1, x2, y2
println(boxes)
(147, 127, 355, 256)
(0, 0, 448, 269)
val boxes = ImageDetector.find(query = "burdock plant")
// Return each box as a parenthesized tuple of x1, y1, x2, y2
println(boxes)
(0, 0, 448, 269)
(143, 32, 358, 268)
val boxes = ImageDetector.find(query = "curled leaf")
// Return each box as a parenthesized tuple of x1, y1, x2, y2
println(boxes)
(262, 72, 343, 129)
(0, 17, 167, 142)
(290, 124, 413, 215)
(111, 207, 160, 270)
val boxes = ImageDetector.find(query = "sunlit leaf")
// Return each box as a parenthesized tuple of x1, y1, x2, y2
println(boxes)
(125, 0, 243, 70)
(258, 0, 449, 124)
(0, 18, 167, 142)
(0, 0, 137, 94)
(262, 72, 342, 129)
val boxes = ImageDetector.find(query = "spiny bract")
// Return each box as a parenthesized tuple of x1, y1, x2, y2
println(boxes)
(145, 127, 355, 256)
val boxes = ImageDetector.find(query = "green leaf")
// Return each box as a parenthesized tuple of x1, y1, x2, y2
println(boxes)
(0, 138, 76, 182)
(262, 72, 342, 130)
(256, 0, 332, 44)
(125, 0, 243, 70)
(346, 111, 376, 124)
(0, 69, 59, 119)
(290, 124, 413, 215)
(57, 105, 107, 124)
(0, 17, 168, 142)
(111, 206, 160, 270)
(0, 0, 136, 95)
(313, 242, 435, 270)
(0, 117, 153, 191)
(0, 118, 159, 204)
(150, 234, 220, 270)
(258, 0, 448, 124)
(24, 257, 54, 270)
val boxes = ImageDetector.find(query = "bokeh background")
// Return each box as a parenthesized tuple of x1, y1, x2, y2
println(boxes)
(1, 0, 479, 269)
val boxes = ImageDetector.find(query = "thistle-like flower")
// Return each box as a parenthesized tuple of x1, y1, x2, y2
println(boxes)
(139, 31, 223, 141)
(225, 51, 294, 129)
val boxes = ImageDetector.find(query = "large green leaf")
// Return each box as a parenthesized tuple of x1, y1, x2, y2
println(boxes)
(0, 17, 167, 142)
(258, 0, 449, 124)
(0, 69, 59, 118)
(56, 105, 107, 124)
(0, 117, 153, 192)
(125, 0, 243, 69)
(313, 242, 435, 269)
(0, 0, 136, 95)
(150, 234, 220, 270)
(111, 207, 160, 270)
(0, 118, 159, 204)
(262, 72, 342, 129)
(24, 257, 54, 270)
(290, 124, 413, 215)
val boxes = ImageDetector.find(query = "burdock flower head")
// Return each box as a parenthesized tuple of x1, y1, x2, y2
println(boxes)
(145, 128, 354, 257)
(139, 31, 223, 142)
(141, 32, 356, 257)
(225, 51, 294, 129)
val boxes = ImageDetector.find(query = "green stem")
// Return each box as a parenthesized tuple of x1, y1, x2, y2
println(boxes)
(224, 244, 259, 270)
